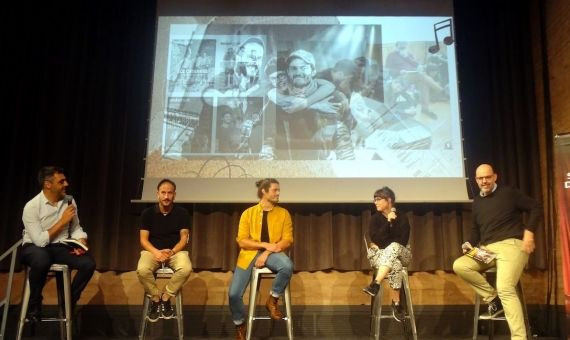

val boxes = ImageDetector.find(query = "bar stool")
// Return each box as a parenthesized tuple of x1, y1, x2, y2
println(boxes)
(246, 266, 293, 340)
(472, 267, 532, 340)
(138, 266, 184, 340)
(370, 267, 417, 340)
(16, 263, 73, 340)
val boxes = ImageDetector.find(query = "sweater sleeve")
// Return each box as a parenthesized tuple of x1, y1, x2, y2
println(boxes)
(514, 188, 542, 233)
(469, 205, 481, 246)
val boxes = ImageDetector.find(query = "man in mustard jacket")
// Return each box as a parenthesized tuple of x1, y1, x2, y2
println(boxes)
(228, 178, 294, 340)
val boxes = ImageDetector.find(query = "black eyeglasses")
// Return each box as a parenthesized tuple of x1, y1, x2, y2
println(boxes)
(373, 197, 386, 202)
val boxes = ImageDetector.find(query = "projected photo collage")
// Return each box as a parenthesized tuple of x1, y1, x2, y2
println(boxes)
(148, 17, 461, 178)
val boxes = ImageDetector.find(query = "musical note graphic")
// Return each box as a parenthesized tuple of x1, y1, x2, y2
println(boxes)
(428, 19, 454, 53)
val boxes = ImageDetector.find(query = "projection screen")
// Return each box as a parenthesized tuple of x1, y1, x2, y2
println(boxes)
(141, 14, 469, 203)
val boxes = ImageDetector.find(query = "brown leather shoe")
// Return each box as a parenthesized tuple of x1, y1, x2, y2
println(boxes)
(265, 295, 284, 320)
(235, 323, 246, 340)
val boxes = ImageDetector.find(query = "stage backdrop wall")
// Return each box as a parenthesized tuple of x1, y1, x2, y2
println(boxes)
(1, 0, 545, 273)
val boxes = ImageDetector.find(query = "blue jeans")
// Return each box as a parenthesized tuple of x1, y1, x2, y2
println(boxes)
(228, 251, 293, 325)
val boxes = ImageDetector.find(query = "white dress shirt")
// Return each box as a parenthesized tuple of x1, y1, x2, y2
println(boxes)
(22, 191, 88, 246)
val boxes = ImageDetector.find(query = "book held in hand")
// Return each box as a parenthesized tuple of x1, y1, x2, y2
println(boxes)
(60, 239, 89, 252)
(465, 247, 496, 264)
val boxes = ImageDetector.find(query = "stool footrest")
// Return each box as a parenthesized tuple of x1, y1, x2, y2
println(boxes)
(252, 316, 291, 321)
(479, 315, 506, 321)
(40, 317, 69, 322)
(372, 315, 413, 320)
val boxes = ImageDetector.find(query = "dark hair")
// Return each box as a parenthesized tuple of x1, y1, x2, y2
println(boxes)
(37, 166, 65, 189)
(373, 186, 395, 203)
(157, 178, 176, 191)
(354, 56, 369, 67)
(255, 178, 279, 198)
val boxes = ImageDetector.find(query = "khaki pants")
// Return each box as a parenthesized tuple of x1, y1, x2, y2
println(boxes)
(136, 250, 192, 298)
(453, 238, 529, 340)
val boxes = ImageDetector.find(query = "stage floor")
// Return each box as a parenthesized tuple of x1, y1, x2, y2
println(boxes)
(7, 305, 565, 339)
(17, 337, 563, 339)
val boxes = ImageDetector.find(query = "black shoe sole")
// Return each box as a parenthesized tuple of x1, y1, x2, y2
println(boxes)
(362, 288, 377, 297)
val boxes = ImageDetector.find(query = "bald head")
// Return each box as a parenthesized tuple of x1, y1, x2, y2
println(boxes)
(476, 164, 494, 175)
(475, 163, 497, 195)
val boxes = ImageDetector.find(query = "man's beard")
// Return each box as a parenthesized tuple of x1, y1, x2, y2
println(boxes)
(57, 191, 66, 200)
(288, 78, 317, 97)
(291, 75, 310, 87)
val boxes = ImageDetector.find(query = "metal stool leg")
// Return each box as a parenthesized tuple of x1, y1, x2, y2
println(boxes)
(519, 282, 531, 340)
(370, 280, 383, 340)
(63, 269, 73, 340)
(473, 294, 481, 340)
(402, 270, 417, 340)
(62, 266, 72, 340)
(138, 295, 150, 340)
(488, 317, 495, 340)
(517, 282, 532, 340)
(487, 273, 495, 340)
(56, 272, 66, 340)
(17, 265, 73, 340)
(139, 267, 186, 339)
(474, 271, 531, 340)
(56, 270, 73, 340)
(246, 270, 260, 340)
(16, 269, 31, 340)
(284, 284, 293, 340)
(176, 292, 184, 340)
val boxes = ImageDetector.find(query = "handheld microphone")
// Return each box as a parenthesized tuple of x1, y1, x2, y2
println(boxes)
(387, 207, 397, 224)
(65, 195, 74, 239)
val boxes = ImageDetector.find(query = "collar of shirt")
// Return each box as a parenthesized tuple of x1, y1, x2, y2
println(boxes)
(480, 183, 498, 197)
(154, 204, 176, 216)
(257, 201, 275, 213)
(40, 191, 64, 208)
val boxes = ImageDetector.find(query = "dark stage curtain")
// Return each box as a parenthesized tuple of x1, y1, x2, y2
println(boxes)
(189, 203, 474, 272)
(1, 0, 546, 273)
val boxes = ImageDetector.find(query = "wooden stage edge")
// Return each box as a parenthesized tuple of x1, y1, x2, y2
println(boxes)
(0, 269, 560, 306)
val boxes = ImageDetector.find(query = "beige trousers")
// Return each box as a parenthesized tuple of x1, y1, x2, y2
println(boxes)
(136, 250, 192, 298)
(453, 238, 529, 340)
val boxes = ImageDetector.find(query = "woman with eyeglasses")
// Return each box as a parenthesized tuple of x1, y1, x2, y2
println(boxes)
(362, 186, 411, 322)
